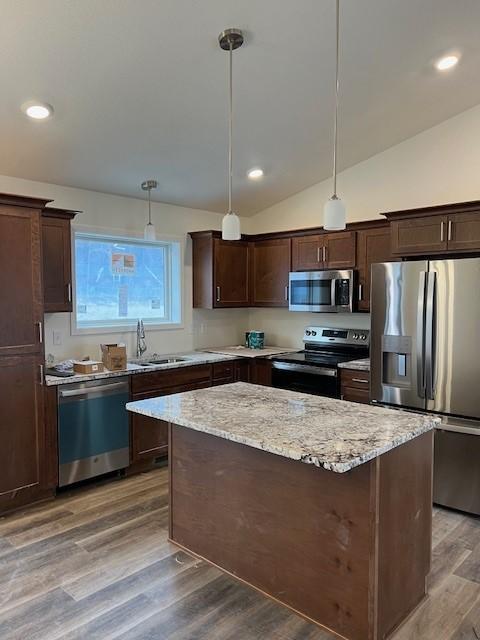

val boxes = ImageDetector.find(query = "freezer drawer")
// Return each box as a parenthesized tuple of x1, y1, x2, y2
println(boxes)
(434, 427, 480, 515)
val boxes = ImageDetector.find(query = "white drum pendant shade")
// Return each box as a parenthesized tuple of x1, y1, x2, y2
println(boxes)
(324, 196, 346, 231)
(222, 212, 241, 241)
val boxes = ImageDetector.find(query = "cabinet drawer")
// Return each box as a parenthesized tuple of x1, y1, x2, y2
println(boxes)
(212, 361, 235, 382)
(341, 386, 370, 405)
(131, 364, 212, 394)
(340, 368, 370, 389)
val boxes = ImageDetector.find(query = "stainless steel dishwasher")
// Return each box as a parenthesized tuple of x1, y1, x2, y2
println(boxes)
(58, 377, 130, 486)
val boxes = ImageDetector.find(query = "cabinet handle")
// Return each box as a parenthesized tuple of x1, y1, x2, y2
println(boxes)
(316, 247, 321, 263)
(284, 285, 289, 301)
(440, 221, 445, 242)
(67, 283, 72, 302)
(216, 286, 221, 302)
(352, 378, 369, 384)
(447, 220, 453, 241)
(323, 246, 327, 263)
(37, 321, 43, 343)
(358, 284, 363, 301)
(39, 364, 44, 384)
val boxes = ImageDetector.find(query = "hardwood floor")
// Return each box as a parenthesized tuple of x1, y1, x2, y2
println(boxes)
(0, 467, 479, 639)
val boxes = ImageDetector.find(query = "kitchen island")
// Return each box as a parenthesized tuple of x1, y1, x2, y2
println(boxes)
(127, 383, 437, 640)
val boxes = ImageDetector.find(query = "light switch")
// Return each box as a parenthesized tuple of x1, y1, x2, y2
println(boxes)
(53, 331, 62, 346)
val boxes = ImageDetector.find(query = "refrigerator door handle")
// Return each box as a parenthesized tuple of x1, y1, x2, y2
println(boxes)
(416, 272, 427, 399)
(425, 271, 437, 401)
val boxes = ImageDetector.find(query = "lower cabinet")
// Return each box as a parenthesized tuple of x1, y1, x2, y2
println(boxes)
(0, 354, 54, 513)
(250, 358, 272, 386)
(340, 368, 370, 404)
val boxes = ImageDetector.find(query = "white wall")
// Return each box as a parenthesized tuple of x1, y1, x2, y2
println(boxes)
(0, 174, 249, 361)
(245, 103, 480, 342)
(247, 102, 480, 233)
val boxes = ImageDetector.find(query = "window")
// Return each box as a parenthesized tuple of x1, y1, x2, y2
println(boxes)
(73, 231, 182, 332)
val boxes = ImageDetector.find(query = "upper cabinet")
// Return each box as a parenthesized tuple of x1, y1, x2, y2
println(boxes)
(251, 238, 291, 307)
(42, 207, 79, 313)
(384, 201, 480, 257)
(292, 231, 356, 271)
(355, 223, 394, 312)
(191, 232, 250, 308)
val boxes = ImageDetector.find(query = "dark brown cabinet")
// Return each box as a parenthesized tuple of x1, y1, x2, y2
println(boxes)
(385, 202, 480, 257)
(0, 194, 52, 513)
(250, 358, 272, 386)
(292, 231, 356, 271)
(447, 212, 480, 252)
(191, 232, 249, 308)
(390, 214, 448, 256)
(130, 364, 212, 463)
(356, 223, 393, 312)
(340, 368, 370, 404)
(251, 238, 291, 307)
(42, 207, 79, 312)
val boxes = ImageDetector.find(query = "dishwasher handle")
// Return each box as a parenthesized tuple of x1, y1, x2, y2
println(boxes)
(59, 381, 128, 398)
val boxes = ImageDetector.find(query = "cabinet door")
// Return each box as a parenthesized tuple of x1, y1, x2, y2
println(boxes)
(341, 385, 370, 404)
(340, 369, 370, 404)
(0, 355, 45, 506)
(213, 239, 250, 307)
(356, 227, 393, 312)
(447, 213, 480, 252)
(250, 358, 272, 386)
(324, 231, 356, 269)
(391, 215, 448, 256)
(0, 207, 43, 356)
(252, 239, 291, 306)
(291, 235, 323, 271)
(131, 380, 211, 462)
(42, 216, 72, 312)
(234, 359, 250, 382)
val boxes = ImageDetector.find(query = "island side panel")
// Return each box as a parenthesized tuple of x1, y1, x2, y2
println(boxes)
(376, 430, 433, 639)
(169, 423, 377, 640)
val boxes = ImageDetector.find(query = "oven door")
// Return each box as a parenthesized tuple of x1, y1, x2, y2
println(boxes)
(288, 271, 353, 312)
(271, 362, 339, 398)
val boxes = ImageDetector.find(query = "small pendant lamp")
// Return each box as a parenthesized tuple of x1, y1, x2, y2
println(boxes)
(324, 0, 346, 231)
(219, 28, 244, 240)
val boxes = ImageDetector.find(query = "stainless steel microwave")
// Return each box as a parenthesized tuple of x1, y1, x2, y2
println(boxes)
(288, 270, 354, 313)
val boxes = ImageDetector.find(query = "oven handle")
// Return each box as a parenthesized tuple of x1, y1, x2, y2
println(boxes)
(272, 362, 337, 377)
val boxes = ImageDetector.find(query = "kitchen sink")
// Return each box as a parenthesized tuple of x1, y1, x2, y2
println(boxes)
(131, 357, 189, 367)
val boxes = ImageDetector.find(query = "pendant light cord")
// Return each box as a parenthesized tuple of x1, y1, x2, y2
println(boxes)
(332, 0, 340, 198)
(148, 187, 152, 225)
(228, 42, 233, 215)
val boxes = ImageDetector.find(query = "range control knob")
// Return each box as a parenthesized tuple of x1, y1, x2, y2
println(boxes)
(311, 330, 317, 336)
(360, 334, 367, 340)
(353, 333, 358, 340)
(305, 330, 311, 336)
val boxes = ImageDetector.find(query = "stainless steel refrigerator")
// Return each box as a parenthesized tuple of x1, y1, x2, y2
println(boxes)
(371, 258, 480, 515)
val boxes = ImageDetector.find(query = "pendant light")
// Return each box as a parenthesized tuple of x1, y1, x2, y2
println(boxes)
(141, 179, 158, 241)
(324, 0, 346, 231)
(219, 28, 243, 241)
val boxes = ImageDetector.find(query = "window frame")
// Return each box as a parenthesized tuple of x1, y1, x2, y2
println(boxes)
(70, 225, 184, 335)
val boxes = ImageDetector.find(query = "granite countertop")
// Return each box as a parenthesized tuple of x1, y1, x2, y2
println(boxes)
(127, 382, 438, 473)
(338, 358, 370, 372)
(44, 351, 239, 386)
(204, 346, 297, 358)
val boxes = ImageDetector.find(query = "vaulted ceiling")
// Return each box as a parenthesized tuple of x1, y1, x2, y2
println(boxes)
(1, 0, 480, 215)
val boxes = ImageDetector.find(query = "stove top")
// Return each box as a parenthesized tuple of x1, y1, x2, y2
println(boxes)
(271, 325, 370, 370)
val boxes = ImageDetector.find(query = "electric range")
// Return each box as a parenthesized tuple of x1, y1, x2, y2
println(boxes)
(270, 326, 369, 398)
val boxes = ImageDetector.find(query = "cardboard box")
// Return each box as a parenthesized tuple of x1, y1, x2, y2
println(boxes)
(73, 360, 104, 375)
(101, 344, 127, 371)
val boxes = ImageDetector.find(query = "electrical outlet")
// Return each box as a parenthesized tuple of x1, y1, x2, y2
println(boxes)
(53, 331, 62, 346)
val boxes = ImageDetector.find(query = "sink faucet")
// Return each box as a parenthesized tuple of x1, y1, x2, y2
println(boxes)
(136, 319, 147, 358)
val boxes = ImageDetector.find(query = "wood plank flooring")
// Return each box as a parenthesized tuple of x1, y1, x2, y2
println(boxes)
(0, 467, 479, 639)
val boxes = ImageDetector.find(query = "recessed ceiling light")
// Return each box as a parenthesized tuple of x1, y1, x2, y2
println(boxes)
(21, 101, 54, 119)
(247, 168, 264, 180)
(435, 55, 459, 71)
